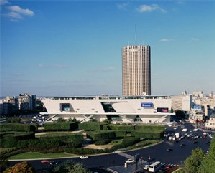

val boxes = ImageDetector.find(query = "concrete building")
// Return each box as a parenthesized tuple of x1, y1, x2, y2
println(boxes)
(122, 45, 151, 97)
(40, 95, 174, 124)
(18, 94, 36, 111)
(170, 94, 192, 112)
(205, 113, 215, 129)
(0, 97, 18, 115)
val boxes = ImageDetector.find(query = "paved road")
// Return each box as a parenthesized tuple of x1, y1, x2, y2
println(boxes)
(9, 122, 213, 172)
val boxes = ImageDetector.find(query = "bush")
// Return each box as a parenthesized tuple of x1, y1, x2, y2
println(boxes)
(114, 130, 128, 138)
(95, 139, 111, 145)
(135, 125, 165, 133)
(14, 132, 35, 140)
(0, 124, 37, 132)
(132, 131, 163, 139)
(109, 124, 135, 131)
(0, 135, 17, 148)
(79, 122, 106, 131)
(93, 131, 116, 141)
(44, 122, 78, 131)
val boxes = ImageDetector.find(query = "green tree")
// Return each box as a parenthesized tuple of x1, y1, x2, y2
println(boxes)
(52, 161, 91, 173)
(182, 148, 204, 173)
(198, 138, 215, 173)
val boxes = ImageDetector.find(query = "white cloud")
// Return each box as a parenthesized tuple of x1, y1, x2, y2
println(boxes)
(137, 4, 166, 13)
(0, 0, 8, 5)
(6, 5, 34, 21)
(160, 38, 174, 42)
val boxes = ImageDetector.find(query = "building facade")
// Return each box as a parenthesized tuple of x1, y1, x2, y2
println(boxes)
(40, 95, 174, 124)
(122, 45, 151, 97)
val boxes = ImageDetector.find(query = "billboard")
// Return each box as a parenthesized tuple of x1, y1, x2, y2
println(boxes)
(141, 102, 154, 108)
(157, 107, 169, 112)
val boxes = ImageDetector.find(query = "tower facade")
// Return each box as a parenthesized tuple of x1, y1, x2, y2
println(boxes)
(122, 45, 151, 96)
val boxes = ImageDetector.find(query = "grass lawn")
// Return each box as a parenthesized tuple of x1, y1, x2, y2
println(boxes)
(9, 152, 77, 160)
(126, 139, 160, 150)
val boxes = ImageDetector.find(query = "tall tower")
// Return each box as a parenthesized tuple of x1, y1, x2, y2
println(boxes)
(122, 45, 151, 96)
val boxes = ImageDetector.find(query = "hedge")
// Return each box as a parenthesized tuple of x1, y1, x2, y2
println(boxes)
(114, 130, 127, 138)
(44, 122, 78, 131)
(86, 131, 116, 141)
(0, 123, 37, 132)
(95, 139, 111, 145)
(79, 122, 107, 131)
(135, 125, 165, 133)
(0, 134, 83, 150)
(109, 124, 135, 131)
(132, 131, 164, 139)
(94, 131, 116, 141)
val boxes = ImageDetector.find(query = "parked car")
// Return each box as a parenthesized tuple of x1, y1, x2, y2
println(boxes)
(80, 156, 89, 159)
(41, 160, 51, 164)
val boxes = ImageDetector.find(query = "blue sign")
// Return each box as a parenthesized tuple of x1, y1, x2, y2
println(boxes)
(141, 102, 154, 108)
(192, 105, 202, 110)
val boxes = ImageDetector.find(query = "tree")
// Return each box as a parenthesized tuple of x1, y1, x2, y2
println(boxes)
(198, 138, 215, 173)
(3, 161, 35, 173)
(52, 161, 91, 173)
(182, 148, 204, 173)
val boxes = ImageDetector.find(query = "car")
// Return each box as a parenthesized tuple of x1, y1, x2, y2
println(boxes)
(41, 160, 51, 164)
(80, 156, 89, 159)
(126, 159, 135, 163)
(166, 148, 173, 152)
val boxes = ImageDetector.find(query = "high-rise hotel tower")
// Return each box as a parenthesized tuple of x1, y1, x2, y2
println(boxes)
(122, 45, 151, 96)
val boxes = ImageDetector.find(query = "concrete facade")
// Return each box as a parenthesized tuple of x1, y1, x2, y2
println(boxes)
(122, 45, 151, 96)
(40, 96, 174, 124)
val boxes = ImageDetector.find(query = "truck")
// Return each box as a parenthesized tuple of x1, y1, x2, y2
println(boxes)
(175, 133, 180, 139)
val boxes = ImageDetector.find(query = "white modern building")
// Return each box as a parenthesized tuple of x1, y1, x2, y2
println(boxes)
(40, 95, 174, 124)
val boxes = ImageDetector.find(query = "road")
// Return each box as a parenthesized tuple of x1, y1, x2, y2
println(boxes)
(9, 122, 213, 172)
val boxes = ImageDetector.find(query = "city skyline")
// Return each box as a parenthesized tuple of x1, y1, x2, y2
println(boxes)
(1, 0, 215, 97)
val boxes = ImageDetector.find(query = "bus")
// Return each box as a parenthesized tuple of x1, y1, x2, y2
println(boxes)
(148, 161, 161, 172)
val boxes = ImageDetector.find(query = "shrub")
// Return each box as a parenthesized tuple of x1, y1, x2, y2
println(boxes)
(44, 122, 78, 131)
(95, 139, 111, 145)
(0, 124, 37, 132)
(109, 124, 135, 131)
(79, 122, 104, 131)
(132, 131, 163, 139)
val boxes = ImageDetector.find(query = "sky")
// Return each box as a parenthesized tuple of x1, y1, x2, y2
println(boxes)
(1, 0, 215, 97)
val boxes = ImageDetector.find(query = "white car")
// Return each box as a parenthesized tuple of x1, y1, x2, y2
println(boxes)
(80, 156, 89, 159)
(126, 159, 135, 163)
(182, 128, 187, 132)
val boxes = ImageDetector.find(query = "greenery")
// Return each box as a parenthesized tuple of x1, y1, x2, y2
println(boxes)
(51, 160, 91, 173)
(3, 161, 35, 173)
(1, 121, 165, 160)
(183, 148, 204, 173)
(198, 137, 215, 173)
(0, 123, 37, 132)
(9, 152, 76, 160)
(179, 138, 215, 173)
(44, 122, 79, 131)
(79, 122, 107, 131)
